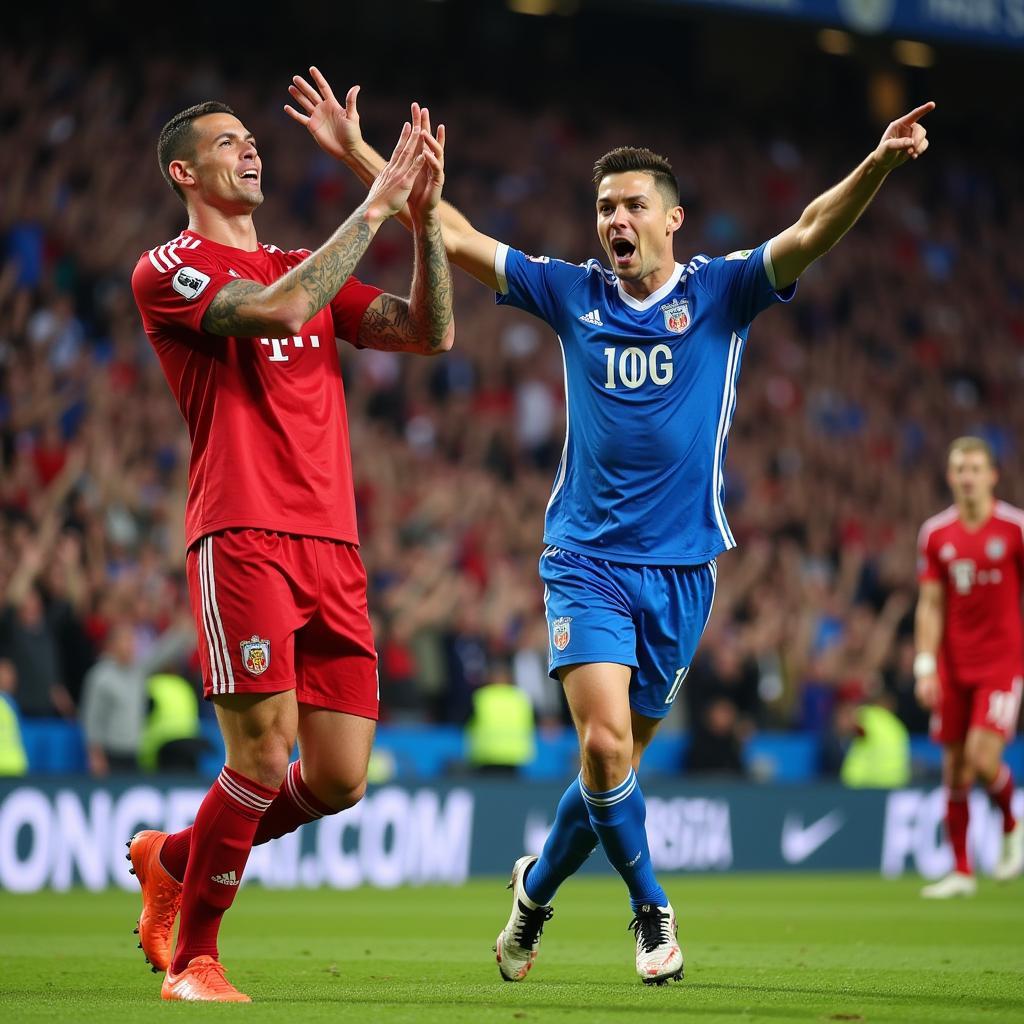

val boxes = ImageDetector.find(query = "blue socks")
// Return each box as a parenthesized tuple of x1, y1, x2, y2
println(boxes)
(524, 768, 667, 912)
(580, 768, 666, 911)
(524, 777, 598, 906)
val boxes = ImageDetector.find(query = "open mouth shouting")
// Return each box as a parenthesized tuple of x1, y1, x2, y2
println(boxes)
(610, 236, 636, 269)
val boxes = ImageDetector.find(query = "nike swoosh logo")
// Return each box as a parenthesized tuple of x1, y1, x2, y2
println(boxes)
(781, 810, 845, 864)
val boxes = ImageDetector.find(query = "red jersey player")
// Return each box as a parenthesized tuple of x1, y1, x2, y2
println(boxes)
(915, 436, 1024, 898)
(127, 100, 453, 1001)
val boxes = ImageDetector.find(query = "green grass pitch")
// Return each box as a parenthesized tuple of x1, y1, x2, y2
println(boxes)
(2, 874, 1022, 1023)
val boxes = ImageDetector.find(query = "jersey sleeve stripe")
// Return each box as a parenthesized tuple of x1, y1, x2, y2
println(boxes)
(995, 501, 1024, 543)
(918, 506, 959, 548)
(763, 238, 778, 289)
(494, 242, 510, 295)
(711, 333, 742, 549)
(145, 234, 201, 274)
(545, 335, 571, 515)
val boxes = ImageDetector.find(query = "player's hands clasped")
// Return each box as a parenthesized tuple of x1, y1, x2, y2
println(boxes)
(873, 101, 935, 171)
(285, 67, 363, 162)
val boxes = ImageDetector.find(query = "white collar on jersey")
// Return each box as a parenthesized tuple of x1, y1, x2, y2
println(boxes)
(616, 262, 685, 311)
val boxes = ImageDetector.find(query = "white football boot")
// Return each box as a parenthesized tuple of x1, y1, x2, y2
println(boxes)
(993, 821, 1024, 882)
(920, 871, 977, 899)
(494, 855, 553, 982)
(629, 902, 684, 985)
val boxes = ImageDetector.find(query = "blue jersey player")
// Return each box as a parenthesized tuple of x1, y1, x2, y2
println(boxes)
(285, 68, 934, 985)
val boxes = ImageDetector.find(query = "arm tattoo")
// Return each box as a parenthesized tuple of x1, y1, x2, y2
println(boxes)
(412, 217, 454, 351)
(357, 293, 415, 350)
(200, 209, 374, 338)
(357, 218, 453, 353)
(201, 280, 267, 337)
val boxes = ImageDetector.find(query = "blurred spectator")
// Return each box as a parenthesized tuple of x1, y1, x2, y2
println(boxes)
(465, 659, 536, 776)
(139, 671, 204, 774)
(0, 658, 28, 776)
(827, 682, 911, 788)
(79, 618, 195, 776)
(683, 632, 762, 777)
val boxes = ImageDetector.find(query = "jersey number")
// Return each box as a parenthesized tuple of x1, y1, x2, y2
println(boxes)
(604, 345, 673, 389)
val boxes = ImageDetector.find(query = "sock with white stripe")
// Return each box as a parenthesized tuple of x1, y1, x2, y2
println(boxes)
(523, 776, 598, 906)
(160, 761, 333, 882)
(169, 766, 278, 975)
(581, 769, 667, 912)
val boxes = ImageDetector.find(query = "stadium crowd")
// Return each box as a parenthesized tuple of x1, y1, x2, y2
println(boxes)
(2, 44, 1022, 774)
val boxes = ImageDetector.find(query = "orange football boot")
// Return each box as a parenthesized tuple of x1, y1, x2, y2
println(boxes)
(161, 956, 251, 1002)
(127, 830, 182, 972)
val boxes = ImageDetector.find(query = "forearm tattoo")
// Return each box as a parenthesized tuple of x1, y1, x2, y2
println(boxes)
(357, 293, 414, 351)
(413, 217, 454, 351)
(357, 218, 454, 353)
(201, 213, 373, 337)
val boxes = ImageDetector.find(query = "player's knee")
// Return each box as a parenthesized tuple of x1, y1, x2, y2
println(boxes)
(581, 726, 632, 782)
(306, 769, 368, 813)
(241, 736, 291, 789)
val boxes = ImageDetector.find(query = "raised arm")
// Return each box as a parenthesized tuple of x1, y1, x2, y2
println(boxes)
(913, 579, 944, 711)
(285, 69, 501, 291)
(768, 102, 935, 290)
(202, 121, 427, 337)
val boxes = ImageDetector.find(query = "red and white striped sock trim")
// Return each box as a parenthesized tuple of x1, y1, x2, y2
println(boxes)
(217, 768, 276, 818)
(285, 761, 331, 819)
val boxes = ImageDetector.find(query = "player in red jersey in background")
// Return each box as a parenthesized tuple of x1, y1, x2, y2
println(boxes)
(915, 436, 1024, 898)
(128, 100, 453, 1001)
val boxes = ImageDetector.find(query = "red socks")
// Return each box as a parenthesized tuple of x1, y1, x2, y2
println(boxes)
(947, 787, 971, 876)
(252, 760, 334, 842)
(987, 765, 1017, 834)
(160, 761, 334, 883)
(169, 767, 277, 975)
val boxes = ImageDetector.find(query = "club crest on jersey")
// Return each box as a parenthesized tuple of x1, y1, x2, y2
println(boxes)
(240, 635, 270, 675)
(552, 616, 573, 652)
(661, 299, 691, 335)
(986, 537, 1006, 561)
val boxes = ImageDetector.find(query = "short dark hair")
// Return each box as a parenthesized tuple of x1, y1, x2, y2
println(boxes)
(157, 101, 236, 204)
(592, 146, 679, 208)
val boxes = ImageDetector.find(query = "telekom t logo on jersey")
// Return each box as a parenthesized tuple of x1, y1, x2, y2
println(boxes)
(260, 336, 320, 362)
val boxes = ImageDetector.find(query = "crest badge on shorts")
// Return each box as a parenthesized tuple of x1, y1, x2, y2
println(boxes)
(661, 299, 691, 335)
(552, 616, 573, 652)
(240, 635, 270, 675)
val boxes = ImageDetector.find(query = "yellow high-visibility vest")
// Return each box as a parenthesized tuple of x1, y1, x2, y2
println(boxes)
(841, 704, 910, 789)
(467, 684, 536, 767)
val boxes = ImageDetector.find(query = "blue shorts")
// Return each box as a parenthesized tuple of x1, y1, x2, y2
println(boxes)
(539, 546, 717, 719)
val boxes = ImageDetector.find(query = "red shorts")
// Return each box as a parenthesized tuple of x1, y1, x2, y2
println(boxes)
(931, 667, 1023, 745)
(185, 529, 378, 719)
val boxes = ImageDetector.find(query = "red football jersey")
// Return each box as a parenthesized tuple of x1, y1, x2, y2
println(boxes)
(131, 230, 382, 550)
(917, 501, 1024, 683)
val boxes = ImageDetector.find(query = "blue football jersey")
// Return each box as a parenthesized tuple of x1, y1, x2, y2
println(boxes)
(496, 241, 794, 565)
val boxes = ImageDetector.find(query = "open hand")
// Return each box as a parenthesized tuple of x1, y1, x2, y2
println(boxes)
(285, 67, 363, 163)
(364, 121, 426, 224)
(406, 104, 446, 219)
(874, 101, 934, 171)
